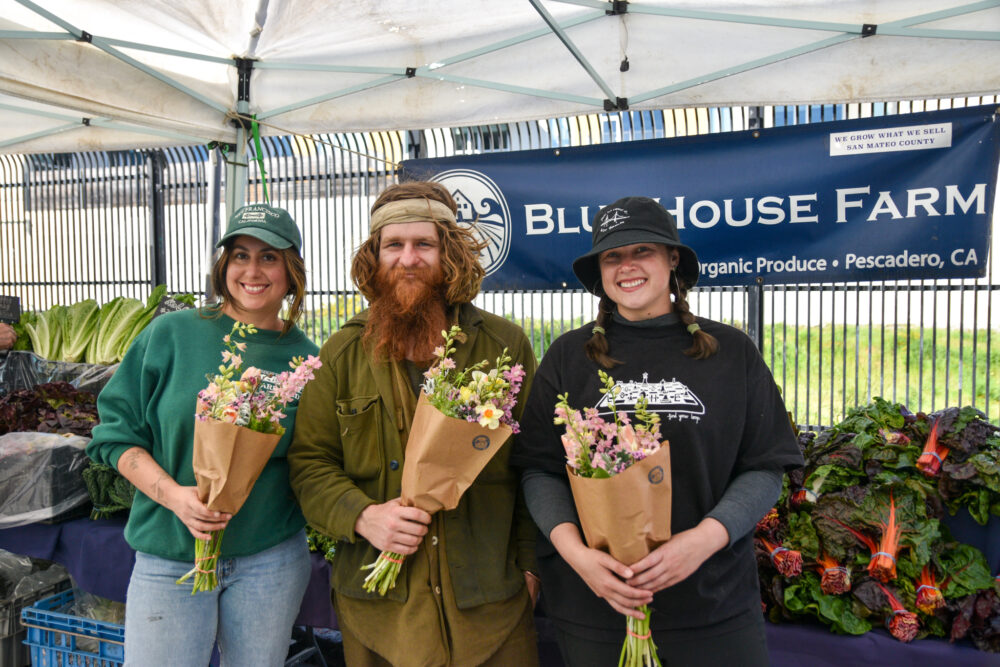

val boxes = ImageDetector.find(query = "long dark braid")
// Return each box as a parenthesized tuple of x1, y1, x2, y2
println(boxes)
(673, 272, 718, 359)
(583, 291, 623, 369)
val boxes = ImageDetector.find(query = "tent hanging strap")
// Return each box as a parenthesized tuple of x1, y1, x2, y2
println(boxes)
(251, 115, 269, 203)
(223, 110, 402, 171)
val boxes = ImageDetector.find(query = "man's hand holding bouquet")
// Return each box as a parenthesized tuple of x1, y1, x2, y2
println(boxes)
(555, 371, 672, 667)
(361, 324, 526, 595)
(176, 321, 321, 593)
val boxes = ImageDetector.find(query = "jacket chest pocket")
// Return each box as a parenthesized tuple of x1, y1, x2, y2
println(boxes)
(337, 396, 384, 480)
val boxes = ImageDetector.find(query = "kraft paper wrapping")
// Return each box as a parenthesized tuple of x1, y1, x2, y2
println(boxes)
(192, 418, 281, 515)
(567, 443, 672, 566)
(400, 392, 513, 514)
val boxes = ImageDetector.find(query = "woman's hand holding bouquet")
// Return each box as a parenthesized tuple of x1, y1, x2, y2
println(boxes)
(556, 370, 672, 667)
(176, 321, 321, 593)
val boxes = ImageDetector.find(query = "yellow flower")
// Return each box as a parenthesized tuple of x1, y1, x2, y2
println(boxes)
(459, 386, 475, 403)
(476, 403, 500, 429)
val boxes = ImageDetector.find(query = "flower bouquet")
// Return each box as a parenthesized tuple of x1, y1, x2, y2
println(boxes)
(361, 324, 525, 595)
(176, 321, 321, 593)
(556, 370, 672, 667)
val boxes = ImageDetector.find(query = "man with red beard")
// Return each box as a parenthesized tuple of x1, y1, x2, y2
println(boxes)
(289, 181, 540, 666)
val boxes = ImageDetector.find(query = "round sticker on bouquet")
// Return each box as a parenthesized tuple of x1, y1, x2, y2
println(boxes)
(472, 435, 491, 451)
(648, 466, 665, 484)
(430, 169, 511, 276)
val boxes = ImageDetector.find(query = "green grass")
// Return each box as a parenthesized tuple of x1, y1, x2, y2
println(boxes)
(763, 323, 1000, 427)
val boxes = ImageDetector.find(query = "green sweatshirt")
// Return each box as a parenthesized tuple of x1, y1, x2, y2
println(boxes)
(87, 308, 318, 561)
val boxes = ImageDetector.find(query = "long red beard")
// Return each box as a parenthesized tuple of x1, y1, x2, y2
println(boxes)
(365, 264, 448, 362)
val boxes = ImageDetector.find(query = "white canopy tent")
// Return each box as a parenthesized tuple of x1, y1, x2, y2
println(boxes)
(2, 0, 999, 209)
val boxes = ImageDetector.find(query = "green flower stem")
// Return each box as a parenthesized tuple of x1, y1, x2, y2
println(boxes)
(361, 550, 405, 596)
(176, 529, 225, 594)
(619, 605, 661, 667)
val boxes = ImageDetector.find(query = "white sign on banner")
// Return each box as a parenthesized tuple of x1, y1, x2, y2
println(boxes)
(829, 123, 952, 156)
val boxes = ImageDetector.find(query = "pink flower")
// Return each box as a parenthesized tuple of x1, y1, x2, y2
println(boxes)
(618, 424, 639, 452)
(504, 365, 526, 384)
(240, 367, 261, 385)
(439, 358, 456, 371)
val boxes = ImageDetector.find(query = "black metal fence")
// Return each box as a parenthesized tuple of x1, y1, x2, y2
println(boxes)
(1, 98, 997, 427)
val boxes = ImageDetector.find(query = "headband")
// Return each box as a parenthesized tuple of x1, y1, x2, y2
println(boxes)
(369, 198, 457, 234)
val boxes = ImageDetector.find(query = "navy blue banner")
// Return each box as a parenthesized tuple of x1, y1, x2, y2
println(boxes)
(401, 105, 999, 290)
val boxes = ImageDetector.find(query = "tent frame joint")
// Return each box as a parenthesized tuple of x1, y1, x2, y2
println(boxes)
(406, 67, 417, 78)
(606, 1, 628, 16)
(76, 30, 92, 43)
(604, 97, 628, 111)
(862, 23, 877, 37)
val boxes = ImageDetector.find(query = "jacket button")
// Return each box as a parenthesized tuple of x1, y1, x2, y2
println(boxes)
(434, 585, 441, 595)
(389, 459, 399, 470)
(431, 536, 439, 546)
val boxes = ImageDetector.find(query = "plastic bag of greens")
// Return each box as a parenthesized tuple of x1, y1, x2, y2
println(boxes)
(0, 432, 91, 528)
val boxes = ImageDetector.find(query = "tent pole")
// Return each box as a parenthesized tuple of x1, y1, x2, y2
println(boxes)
(226, 104, 248, 217)
(226, 58, 255, 218)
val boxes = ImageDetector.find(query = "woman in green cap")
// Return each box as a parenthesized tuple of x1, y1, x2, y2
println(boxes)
(87, 203, 318, 666)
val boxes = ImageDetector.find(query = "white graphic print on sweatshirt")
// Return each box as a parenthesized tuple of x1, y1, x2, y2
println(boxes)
(594, 372, 705, 422)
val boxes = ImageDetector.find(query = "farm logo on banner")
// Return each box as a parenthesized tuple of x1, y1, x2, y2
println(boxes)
(402, 105, 1000, 290)
(430, 169, 512, 276)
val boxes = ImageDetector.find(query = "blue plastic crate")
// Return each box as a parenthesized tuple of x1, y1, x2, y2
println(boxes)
(20, 589, 124, 667)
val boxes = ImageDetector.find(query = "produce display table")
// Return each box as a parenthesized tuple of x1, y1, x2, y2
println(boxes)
(0, 517, 994, 665)
(0, 517, 337, 629)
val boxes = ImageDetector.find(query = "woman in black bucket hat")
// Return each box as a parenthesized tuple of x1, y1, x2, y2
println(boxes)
(512, 197, 803, 666)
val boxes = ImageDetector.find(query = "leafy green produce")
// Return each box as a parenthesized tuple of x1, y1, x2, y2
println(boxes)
(11, 311, 36, 351)
(86, 297, 143, 365)
(0, 381, 98, 436)
(81, 461, 135, 519)
(59, 299, 100, 362)
(24, 304, 66, 360)
(761, 399, 1000, 650)
(115, 285, 167, 361)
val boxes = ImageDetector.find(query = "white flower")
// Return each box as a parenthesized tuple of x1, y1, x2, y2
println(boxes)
(476, 403, 501, 429)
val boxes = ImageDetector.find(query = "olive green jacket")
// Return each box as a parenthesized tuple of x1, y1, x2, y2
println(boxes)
(288, 304, 538, 607)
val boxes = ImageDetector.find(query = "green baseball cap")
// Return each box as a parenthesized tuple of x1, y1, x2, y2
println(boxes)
(217, 204, 302, 253)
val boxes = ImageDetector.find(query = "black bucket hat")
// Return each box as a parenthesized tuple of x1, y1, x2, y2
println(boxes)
(572, 196, 699, 294)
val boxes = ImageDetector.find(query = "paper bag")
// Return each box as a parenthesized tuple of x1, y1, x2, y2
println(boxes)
(400, 392, 513, 514)
(567, 444, 672, 566)
(192, 418, 281, 515)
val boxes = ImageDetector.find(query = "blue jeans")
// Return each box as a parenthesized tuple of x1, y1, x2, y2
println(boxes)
(124, 531, 311, 667)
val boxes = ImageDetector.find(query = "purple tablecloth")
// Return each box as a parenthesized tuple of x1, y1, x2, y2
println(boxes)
(0, 516, 337, 629)
(0, 518, 994, 664)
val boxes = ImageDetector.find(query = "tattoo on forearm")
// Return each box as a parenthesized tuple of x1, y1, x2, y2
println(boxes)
(123, 449, 141, 472)
(153, 473, 169, 502)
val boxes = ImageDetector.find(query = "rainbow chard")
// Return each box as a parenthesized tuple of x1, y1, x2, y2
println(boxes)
(755, 507, 780, 536)
(760, 538, 802, 578)
(915, 419, 949, 477)
(789, 487, 818, 509)
(825, 493, 902, 583)
(815, 552, 851, 595)
(875, 583, 919, 643)
(915, 565, 945, 615)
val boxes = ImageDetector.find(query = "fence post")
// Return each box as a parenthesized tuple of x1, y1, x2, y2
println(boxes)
(747, 277, 764, 353)
(148, 150, 167, 289)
